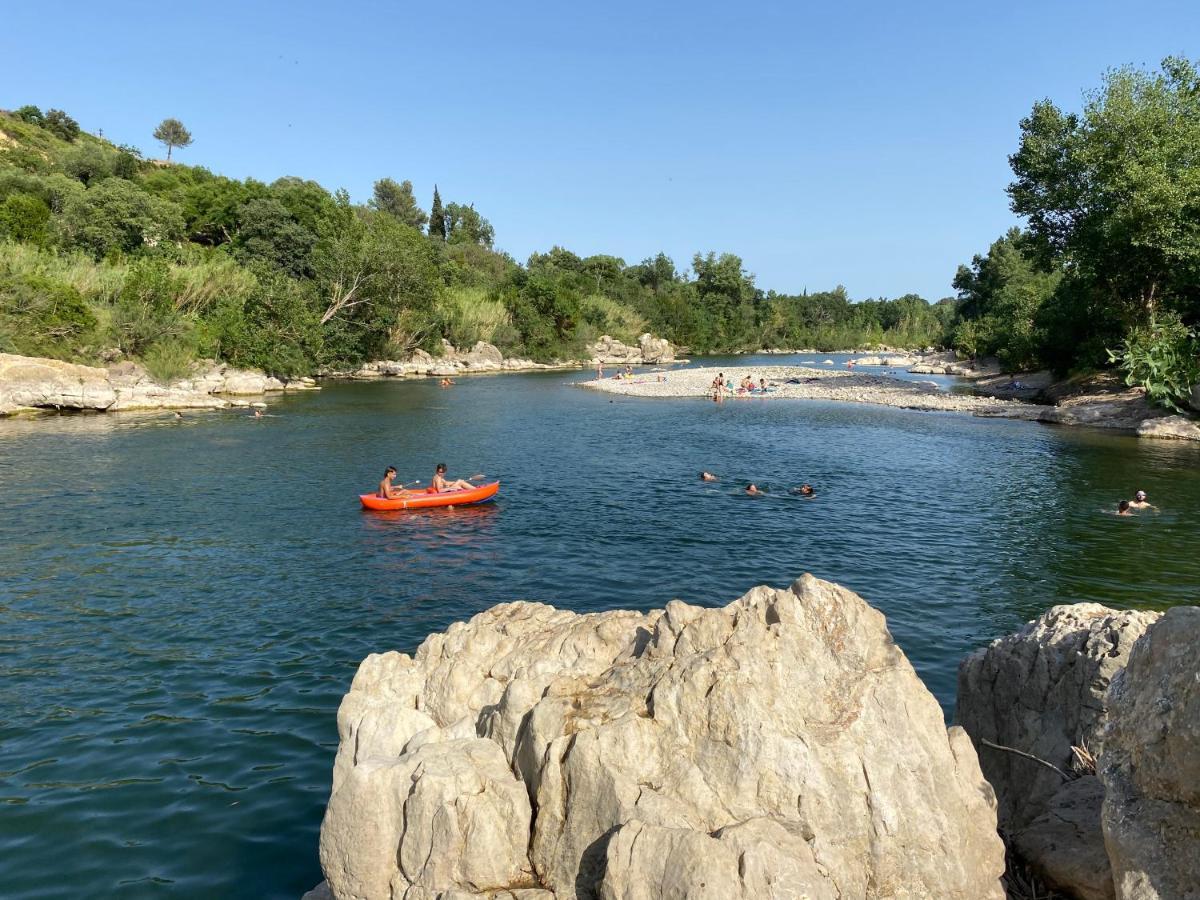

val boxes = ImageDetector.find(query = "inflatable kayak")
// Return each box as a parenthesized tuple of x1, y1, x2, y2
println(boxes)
(359, 481, 500, 511)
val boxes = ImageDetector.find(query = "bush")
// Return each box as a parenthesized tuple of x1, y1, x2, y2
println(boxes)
(142, 338, 196, 384)
(42, 109, 81, 142)
(0, 194, 53, 246)
(1108, 312, 1200, 413)
(110, 258, 186, 356)
(0, 272, 99, 359)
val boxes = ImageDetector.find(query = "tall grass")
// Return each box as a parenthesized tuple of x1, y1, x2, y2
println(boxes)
(439, 286, 511, 347)
(579, 294, 647, 342)
(0, 241, 125, 303)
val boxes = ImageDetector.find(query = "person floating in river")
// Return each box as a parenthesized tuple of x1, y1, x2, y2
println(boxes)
(1129, 490, 1155, 510)
(700, 471, 718, 482)
(1117, 500, 1134, 516)
(440, 378, 455, 387)
(789, 483, 815, 497)
(745, 483, 763, 496)
(378, 466, 405, 499)
(433, 463, 473, 492)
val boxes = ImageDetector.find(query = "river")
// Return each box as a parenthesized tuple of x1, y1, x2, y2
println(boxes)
(2, 355, 1198, 898)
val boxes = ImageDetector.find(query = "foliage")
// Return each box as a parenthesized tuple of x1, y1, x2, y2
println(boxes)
(371, 178, 427, 230)
(43, 109, 80, 142)
(0, 194, 53, 246)
(429, 185, 446, 241)
(153, 118, 193, 161)
(205, 268, 322, 376)
(14, 105, 44, 126)
(0, 269, 98, 359)
(445, 202, 494, 248)
(235, 197, 315, 277)
(61, 179, 184, 258)
(110, 257, 189, 356)
(1009, 56, 1200, 343)
(142, 338, 196, 384)
(1108, 312, 1200, 412)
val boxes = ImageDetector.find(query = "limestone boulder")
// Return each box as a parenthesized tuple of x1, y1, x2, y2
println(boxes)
(956, 603, 1160, 832)
(1012, 776, 1113, 900)
(1135, 414, 1200, 441)
(1100, 607, 1200, 900)
(637, 333, 674, 364)
(219, 367, 285, 395)
(317, 577, 1007, 900)
(464, 341, 505, 370)
(0, 352, 116, 414)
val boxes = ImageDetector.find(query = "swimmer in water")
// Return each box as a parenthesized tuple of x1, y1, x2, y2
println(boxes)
(700, 471, 718, 482)
(789, 483, 815, 497)
(1129, 490, 1154, 510)
(1117, 500, 1134, 516)
(745, 483, 763, 496)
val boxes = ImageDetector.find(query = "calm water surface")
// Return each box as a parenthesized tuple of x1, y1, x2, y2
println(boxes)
(2, 356, 1198, 899)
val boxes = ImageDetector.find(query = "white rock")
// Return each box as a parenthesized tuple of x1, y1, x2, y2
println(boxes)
(0, 353, 116, 415)
(316, 577, 1006, 899)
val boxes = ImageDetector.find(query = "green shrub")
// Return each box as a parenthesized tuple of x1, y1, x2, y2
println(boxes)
(1108, 312, 1200, 413)
(43, 109, 80, 142)
(110, 258, 186, 355)
(0, 271, 99, 359)
(0, 195, 53, 246)
(142, 338, 196, 384)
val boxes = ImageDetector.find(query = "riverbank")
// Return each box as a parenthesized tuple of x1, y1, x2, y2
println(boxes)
(580, 364, 1035, 416)
(581, 363, 1200, 440)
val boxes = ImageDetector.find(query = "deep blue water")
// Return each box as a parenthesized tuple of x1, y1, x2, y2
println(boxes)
(2, 358, 1198, 899)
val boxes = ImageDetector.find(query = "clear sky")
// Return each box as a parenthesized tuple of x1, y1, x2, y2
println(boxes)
(5, 0, 1198, 300)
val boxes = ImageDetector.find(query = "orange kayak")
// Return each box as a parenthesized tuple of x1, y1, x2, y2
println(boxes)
(359, 481, 500, 511)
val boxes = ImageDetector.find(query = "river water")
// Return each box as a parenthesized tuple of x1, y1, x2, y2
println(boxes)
(2, 355, 1198, 898)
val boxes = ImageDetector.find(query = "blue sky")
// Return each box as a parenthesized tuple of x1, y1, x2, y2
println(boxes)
(5, 1, 1198, 300)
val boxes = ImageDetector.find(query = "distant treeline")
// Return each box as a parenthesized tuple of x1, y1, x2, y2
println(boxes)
(2, 57, 1198, 409)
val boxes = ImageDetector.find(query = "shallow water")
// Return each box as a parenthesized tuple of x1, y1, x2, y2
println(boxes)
(1, 364, 1197, 899)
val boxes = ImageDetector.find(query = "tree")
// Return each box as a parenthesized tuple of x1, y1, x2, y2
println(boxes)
(14, 105, 44, 126)
(153, 118, 193, 161)
(428, 186, 446, 241)
(371, 178, 427, 230)
(235, 197, 316, 277)
(1009, 56, 1200, 329)
(43, 109, 80, 142)
(60, 179, 184, 257)
(445, 202, 494, 248)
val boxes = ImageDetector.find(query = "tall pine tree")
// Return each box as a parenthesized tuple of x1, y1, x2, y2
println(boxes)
(428, 185, 446, 241)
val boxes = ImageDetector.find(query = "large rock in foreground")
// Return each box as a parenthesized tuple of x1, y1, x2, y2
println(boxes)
(1101, 607, 1200, 900)
(956, 604, 1159, 899)
(317, 575, 1006, 899)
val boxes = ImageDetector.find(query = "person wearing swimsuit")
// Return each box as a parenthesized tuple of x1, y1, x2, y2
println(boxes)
(378, 466, 405, 499)
(432, 463, 473, 492)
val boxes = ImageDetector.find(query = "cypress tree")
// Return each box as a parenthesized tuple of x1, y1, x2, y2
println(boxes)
(429, 185, 446, 241)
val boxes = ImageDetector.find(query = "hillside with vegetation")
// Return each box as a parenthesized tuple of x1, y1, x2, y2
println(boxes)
(2, 56, 1198, 410)
(0, 106, 953, 383)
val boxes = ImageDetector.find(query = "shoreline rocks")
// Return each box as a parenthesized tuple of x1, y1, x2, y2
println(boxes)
(0, 352, 316, 417)
(587, 333, 677, 365)
(312, 575, 1006, 899)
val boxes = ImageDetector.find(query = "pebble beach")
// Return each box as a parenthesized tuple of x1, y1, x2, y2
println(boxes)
(580, 364, 1037, 417)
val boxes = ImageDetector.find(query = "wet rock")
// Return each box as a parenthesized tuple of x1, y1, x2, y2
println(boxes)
(316, 576, 1006, 899)
(1135, 414, 1200, 441)
(1100, 607, 1200, 900)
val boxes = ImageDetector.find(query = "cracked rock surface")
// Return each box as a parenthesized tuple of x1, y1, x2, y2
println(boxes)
(315, 575, 1005, 899)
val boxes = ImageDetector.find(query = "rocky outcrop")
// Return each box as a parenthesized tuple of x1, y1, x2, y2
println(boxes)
(1135, 414, 1200, 441)
(588, 333, 676, 365)
(1100, 607, 1200, 900)
(352, 341, 576, 379)
(315, 575, 1006, 900)
(0, 352, 315, 416)
(0, 353, 117, 415)
(854, 354, 917, 367)
(956, 604, 1160, 899)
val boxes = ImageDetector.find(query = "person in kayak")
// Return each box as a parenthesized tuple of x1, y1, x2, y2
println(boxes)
(378, 466, 406, 499)
(432, 463, 473, 492)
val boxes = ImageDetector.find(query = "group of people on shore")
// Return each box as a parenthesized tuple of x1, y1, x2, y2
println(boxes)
(710, 373, 773, 401)
(1117, 490, 1155, 516)
(700, 471, 815, 498)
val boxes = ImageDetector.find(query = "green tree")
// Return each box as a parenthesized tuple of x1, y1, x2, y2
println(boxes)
(445, 202, 494, 248)
(235, 197, 316, 277)
(0, 272, 98, 359)
(429, 185, 446, 240)
(62, 143, 114, 186)
(14, 105, 44, 126)
(43, 109, 80, 141)
(60, 179, 184, 258)
(371, 178, 427, 230)
(0, 193, 53, 246)
(153, 117, 193, 161)
(1009, 56, 1200, 330)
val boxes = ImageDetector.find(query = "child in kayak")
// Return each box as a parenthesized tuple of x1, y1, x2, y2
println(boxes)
(433, 463, 473, 492)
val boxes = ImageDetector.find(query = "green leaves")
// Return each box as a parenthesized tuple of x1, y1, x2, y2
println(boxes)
(1108, 312, 1200, 413)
